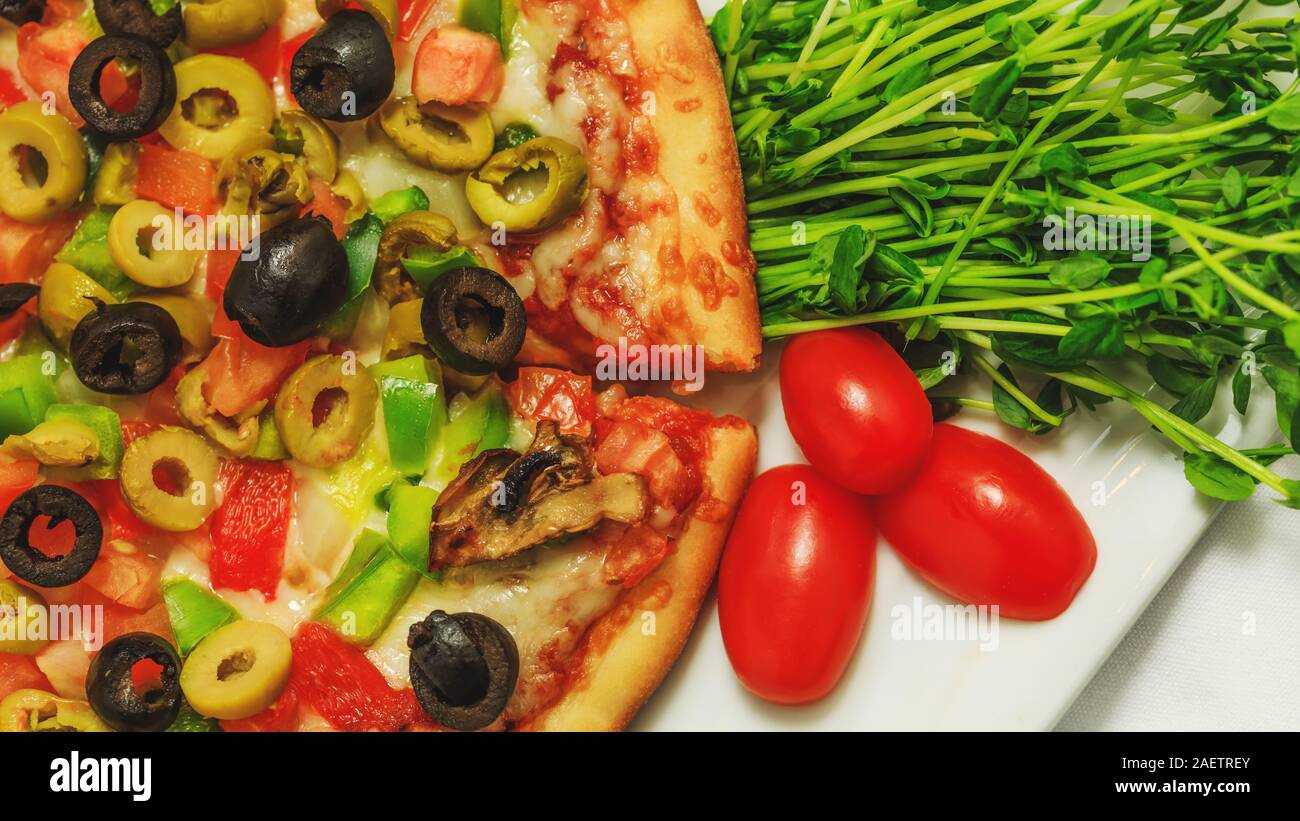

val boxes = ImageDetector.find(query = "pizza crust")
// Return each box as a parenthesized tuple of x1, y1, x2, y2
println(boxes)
(623, 0, 762, 372)
(521, 421, 757, 731)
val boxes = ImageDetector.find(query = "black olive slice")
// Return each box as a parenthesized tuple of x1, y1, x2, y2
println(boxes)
(0, 282, 38, 319)
(408, 610, 519, 732)
(92, 0, 183, 48)
(223, 215, 350, 347)
(69, 34, 177, 140)
(420, 267, 526, 375)
(86, 632, 182, 732)
(290, 10, 394, 122)
(0, 0, 44, 26)
(0, 485, 103, 588)
(70, 300, 182, 395)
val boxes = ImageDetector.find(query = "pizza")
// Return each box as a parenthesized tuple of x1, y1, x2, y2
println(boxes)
(0, 0, 760, 732)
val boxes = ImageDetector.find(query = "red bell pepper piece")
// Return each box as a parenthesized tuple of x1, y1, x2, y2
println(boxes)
(289, 622, 422, 732)
(136, 144, 217, 216)
(221, 687, 300, 732)
(206, 25, 282, 85)
(209, 459, 293, 600)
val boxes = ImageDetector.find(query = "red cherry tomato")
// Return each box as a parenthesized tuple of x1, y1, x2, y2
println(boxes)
(875, 423, 1096, 620)
(780, 327, 932, 495)
(718, 464, 875, 705)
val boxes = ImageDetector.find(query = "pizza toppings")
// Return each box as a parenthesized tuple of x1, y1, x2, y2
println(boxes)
(273, 354, 379, 468)
(374, 210, 459, 304)
(412, 24, 504, 108)
(429, 421, 648, 569)
(0, 485, 102, 588)
(0, 102, 88, 224)
(407, 610, 519, 732)
(0, 0, 43, 26)
(0, 687, 112, 732)
(93, 0, 183, 48)
(179, 620, 293, 721)
(68, 34, 177, 141)
(119, 427, 219, 531)
(224, 216, 350, 347)
(379, 97, 496, 174)
(465, 137, 589, 233)
(182, 0, 282, 50)
(290, 10, 395, 122)
(85, 632, 183, 732)
(419, 266, 527, 375)
(70, 300, 182, 395)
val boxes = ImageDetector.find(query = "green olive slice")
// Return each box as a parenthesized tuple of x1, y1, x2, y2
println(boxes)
(0, 581, 49, 655)
(120, 426, 220, 531)
(420, 267, 526, 375)
(0, 102, 88, 224)
(378, 97, 495, 173)
(183, 0, 285, 50)
(373, 211, 458, 304)
(218, 148, 314, 229)
(160, 55, 275, 161)
(0, 689, 112, 732)
(129, 292, 215, 364)
(179, 621, 292, 720)
(274, 355, 378, 468)
(275, 109, 339, 181)
(93, 142, 141, 207)
(465, 137, 588, 233)
(175, 366, 261, 456)
(108, 200, 202, 288)
(38, 263, 118, 349)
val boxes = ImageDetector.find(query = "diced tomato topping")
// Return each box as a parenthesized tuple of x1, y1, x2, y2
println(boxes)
(206, 25, 282, 85)
(34, 640, 89, 698)
(0, 70, 27, 108)
(594, 418, 690, 510)
(290, 622, 423, 732)
(399, 0, 437, 42)
(200, 329, 309, 418)
(87, 591, 175, 645)
(87, 477, 166, 544)
(16, 21, 118, 125)
(0, 211, 78, 283)
(0, 653, 52, 701)
(209, 460, 293, 600)
(0, 459, 39, 514)
(82, 548, 162, 610)
(305, 178, 349, 239)
(412, 25, 504, 107)
(507, 367, 596, 436)
(601, 396, 715, 508)
(601, 523, 670, 588)
(221, 686, 300, 732)
(206, 247, 242, 305)
(136, 144, 217, 216)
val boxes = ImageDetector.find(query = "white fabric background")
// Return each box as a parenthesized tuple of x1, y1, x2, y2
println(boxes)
(1056, 458, 1300, 731)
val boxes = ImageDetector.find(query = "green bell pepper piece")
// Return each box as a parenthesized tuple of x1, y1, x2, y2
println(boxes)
(433, 385, 509, 484)
(0, 354, 57, 438)
(43, 403, 123, 479)
(370, 186, 430, 224)
(386, 482, 439, 568)
(494, 122, 539, 152)
(250, 406, 288, 460)
(166, 702, 221, 732)
(315, 534, 419, 645)
(461, 0, 516, 56)
(324, 212, 384, 338)
(400, 245, 483, 291)
(161, 578, 240, 655)
(370, 355, 446, 476)
(54, 208, 138, 300)
(321, 528, 387, 601)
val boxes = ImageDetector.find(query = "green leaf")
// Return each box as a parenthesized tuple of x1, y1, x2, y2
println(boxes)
(991, 374, 1035, 431)
(1048, 254, 1110, 289)
(1169, 375, 1219, 423)
(1263, 365, 1299, 441)
(1231, 364, 1252, 415)
(819, 226, 875, 313)
(970, 58, 1021, 121)
(1282, 320, 1300, 361)
(1183, 452, 1256, 501)
(1111, 162, 1167, 188)
(1059, 313, 1125, 362)
(1220, 166, 1246, 209)
(883, 61, 930, 104)
(1148, 354, 1207, 397)
(1265, 95, 1300, 131)
(1124, 98, 1176, 125)
(984, 12, 1011, 41)
(1039, 144, 1089, 180)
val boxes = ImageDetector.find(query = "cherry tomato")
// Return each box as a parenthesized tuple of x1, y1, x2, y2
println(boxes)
(875, 423, 1096, 620)
(718, 464, 875, 705)
(780, 327, 932, 495)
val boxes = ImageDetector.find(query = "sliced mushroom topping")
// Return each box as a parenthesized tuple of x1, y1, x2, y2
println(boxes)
(429, 422, 649, 569)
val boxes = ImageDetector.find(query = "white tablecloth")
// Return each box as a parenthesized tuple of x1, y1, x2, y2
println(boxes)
(1056, 458, 1300, 731)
